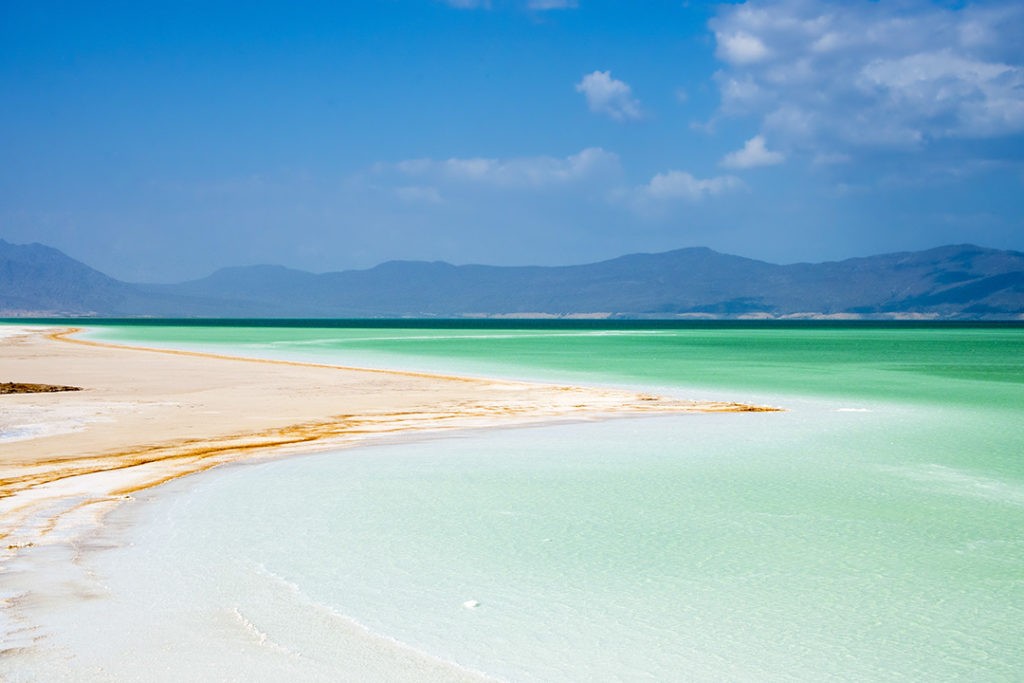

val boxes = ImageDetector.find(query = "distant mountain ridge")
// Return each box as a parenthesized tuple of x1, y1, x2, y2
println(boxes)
(2, 238, 1023, 319)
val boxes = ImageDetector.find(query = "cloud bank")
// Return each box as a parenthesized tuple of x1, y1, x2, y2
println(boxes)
(382, 147, 620, 189)
(711, 0, 1024, 156)
(641, 171, 743, 202)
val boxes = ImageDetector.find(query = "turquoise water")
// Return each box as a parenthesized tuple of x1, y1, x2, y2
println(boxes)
(17, 322, 1024, 680)
(85, 321, 1024, 407)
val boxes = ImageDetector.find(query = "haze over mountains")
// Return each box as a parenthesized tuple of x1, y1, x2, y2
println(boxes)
(2, 238, 1023, 320)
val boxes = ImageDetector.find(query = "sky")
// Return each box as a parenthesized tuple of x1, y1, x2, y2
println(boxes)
(2, 0, 1023, 282)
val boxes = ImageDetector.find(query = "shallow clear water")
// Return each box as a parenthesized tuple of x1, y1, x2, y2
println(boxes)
(15, 322, 1024, 680)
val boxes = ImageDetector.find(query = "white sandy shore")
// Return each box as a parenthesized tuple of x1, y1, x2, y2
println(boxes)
(0, 324, 776, 674)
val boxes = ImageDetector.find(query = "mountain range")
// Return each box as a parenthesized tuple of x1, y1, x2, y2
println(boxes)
(2, 238, 1023, 319)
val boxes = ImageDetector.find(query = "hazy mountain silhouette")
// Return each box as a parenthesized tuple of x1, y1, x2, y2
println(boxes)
(3, 238, 1022, 319)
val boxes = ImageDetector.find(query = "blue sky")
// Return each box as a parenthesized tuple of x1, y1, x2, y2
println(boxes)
(2, 0, 1022, 282)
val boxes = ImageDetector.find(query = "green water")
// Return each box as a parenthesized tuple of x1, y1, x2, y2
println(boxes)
(83, 321, 1024, 408)
(14, 321, 1024, 680)
(84, 322, 1024, 480)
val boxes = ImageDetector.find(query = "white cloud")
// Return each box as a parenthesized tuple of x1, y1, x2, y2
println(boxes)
(384, 147, 621, 189)
(641, 170, 744, 201)
(575, 70, 643, 121)
(716, 31, 771, 65)
(709, 0, 1024, 156)
(528, 0, 578, 9)
(857, 50, 1024, 137)
(721, 135, 785, 169)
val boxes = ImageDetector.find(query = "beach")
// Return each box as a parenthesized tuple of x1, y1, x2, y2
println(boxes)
(3, 322, 1022, 681)
(1, 324, 774, 676)
(1, 326, 769, 542)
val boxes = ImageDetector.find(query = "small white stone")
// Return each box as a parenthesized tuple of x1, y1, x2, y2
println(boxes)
(463, 600, 480, 609)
